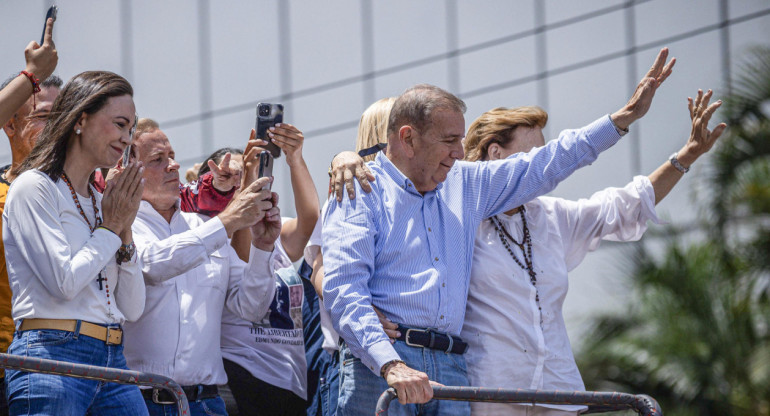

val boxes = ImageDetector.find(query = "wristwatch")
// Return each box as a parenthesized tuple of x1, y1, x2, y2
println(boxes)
(669, 152, 689, 173)
(380, 359, 406, 378)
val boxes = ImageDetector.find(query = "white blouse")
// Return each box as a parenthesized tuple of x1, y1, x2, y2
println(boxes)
(461, 176, 660, 415)
(2, 170, 144, 324)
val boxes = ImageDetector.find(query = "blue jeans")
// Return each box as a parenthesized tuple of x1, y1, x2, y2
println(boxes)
(144, 396, 227, 416)
(5, 327, 148, 416)
(337, 341, 470, 416)
(318, 350, 339, 416)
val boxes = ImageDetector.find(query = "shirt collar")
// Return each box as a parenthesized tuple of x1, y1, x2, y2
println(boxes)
(138, 199, 181, 222)
(374, 152, 443, 194)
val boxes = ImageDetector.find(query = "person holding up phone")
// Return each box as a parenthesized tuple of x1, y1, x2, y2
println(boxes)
(219, 121, 320, 416)
(0, 15, 61, 416)
(119, 118, 282, 416)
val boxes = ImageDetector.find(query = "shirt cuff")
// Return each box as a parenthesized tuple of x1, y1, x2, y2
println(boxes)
(363, 339, 401, 377)
(197, 216, 228, 254)
(584, 115, 623, 153)
(248, 244, 277, 277)
(633, 175, 664, 225)
(93, 227, 122, 253)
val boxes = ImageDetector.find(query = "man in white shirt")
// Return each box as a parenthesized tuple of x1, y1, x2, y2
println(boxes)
(122, 118, 283, 416)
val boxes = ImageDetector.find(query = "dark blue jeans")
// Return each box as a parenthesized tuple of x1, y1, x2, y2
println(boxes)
(317, 350, 339, 416)
(144, 396, 227, 416)
(337, 341, 470, 416)
(6, 327, 148, 416)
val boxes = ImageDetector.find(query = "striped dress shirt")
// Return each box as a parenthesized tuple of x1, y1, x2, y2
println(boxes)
(322, 115, 621, 374)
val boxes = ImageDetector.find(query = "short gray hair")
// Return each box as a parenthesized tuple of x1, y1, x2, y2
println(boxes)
(387, 84, 466, 135)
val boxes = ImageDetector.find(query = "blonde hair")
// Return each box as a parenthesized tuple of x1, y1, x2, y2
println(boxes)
(135, 117, 160, 139)
(356, 97, 395, 162)
(464, 106, 548, 162)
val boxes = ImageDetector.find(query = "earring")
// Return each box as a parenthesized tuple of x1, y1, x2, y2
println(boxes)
(76, 129, 81, 135)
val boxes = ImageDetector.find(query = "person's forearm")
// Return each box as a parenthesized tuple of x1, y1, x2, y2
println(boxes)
(0, 75, 34, 127)
(138, 217, 227, 284)
(225, 245, 277, 321)
(310, 252, 324, 299)
(648, 144, 699, 205)
(230, 228, 252, 262)
(281, 156, 320, 260)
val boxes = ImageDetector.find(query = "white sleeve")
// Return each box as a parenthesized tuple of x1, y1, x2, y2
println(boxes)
(3, 172, 121, 301)
(223, 244, 280, 321)
(303, 210, 324, 264)
(553, 176, 661, 270)
(113, 250, 146, 322)
(134, 216, 228, 285)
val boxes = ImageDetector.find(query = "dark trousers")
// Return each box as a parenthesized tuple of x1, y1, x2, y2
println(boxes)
(300, 260, 325, 416)
(223, 358, 306, 416)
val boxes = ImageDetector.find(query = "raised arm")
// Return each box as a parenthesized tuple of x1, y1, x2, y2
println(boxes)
(224, 192, 283, 321)
(269, 123, 320, 261)
(610, 47, 675, 131)
(0, 18, 58, 127)
(137, 178, 274, 284)
(648, 89, 727, 204)
(468, 48, 677, 219)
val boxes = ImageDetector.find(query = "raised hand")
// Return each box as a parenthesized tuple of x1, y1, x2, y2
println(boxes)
(241, 129, 267, 189)
(208, 152, 242, 192)
(101, 162, 145, 239)
(678, 89, 727, 167)
(251, 192, 282, 251)
(217, 177, 274, 236)
(267, 123, 305, 166)
(329, 151, 376, 202)
(611, 47, 676, 130)
(26, 17, 58, 81)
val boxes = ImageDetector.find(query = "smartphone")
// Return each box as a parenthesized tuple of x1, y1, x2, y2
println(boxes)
(122, 145, 132, 166)
(122, 114, 138, 166)
(254, 103, 283, 158)
(40, 5, 58, 46)
(258, 151, 273, 191)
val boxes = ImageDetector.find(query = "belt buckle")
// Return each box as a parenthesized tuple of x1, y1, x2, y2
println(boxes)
(152, 388, 177, 405)
(404, 328, 429, 348)
(105, 327, 122, 345)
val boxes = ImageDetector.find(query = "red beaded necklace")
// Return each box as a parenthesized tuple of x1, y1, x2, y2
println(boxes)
(60, 173, 113, 311)
(60, 173, 101, 232)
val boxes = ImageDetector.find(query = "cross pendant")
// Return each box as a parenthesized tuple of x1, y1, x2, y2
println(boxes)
(96, 271, 106, 290)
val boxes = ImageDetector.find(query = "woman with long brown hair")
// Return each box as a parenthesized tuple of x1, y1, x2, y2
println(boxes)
(3, 71, 148, 415)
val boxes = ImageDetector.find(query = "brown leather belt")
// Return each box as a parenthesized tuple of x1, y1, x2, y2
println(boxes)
(19, 319, 123, 345)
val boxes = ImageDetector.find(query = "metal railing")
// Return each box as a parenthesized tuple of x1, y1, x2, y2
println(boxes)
(0, 353, 190, 415)
(376, 386, 662, 416)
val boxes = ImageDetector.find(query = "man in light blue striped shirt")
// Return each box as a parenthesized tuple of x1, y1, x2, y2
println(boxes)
(323, 49, 673, 416)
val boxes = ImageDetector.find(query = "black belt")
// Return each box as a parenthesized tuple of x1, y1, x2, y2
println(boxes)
(396, 325, 468, 355)
(141, 384, 218, 404)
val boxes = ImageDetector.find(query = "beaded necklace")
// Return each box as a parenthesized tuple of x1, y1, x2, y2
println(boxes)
(489, 208, 543, 325)
(60, 173, 113, 316)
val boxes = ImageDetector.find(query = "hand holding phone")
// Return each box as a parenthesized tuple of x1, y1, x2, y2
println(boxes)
(257, 151, 273, 191)
(255, 103, 283, 158)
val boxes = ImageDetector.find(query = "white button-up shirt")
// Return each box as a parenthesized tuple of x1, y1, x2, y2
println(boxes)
(123, 201, 278, 386)
(461, 176, 660, 415)
(3, 170, 144, 324)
